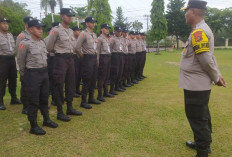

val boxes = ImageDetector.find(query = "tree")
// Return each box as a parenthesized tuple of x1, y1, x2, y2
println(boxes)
(132, 20, 143, 32)
(114, 7, 126, 28)
(40, 0, 63, 14)
(166, 0, 191, 49)
(0, 0, 31, 36)
(88, 0, 113, 35)
(220, 8, 232, 35)
(150, 0, 167, 53)
(71, 6, 88, 19)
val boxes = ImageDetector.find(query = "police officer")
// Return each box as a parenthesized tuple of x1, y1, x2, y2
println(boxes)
(121, 28, 131, 88)
(75, 17, 101, 109)
(109, 26, 124, 95)
(135, 32, 143, 81)
(180, 1, 226, 156)
(127, 31, 138, 86)
(44, 22, 60, 106)
(96, 24, 114, 102)
(71, 26, 82, 98)
(16, 16, 33, 114)
(140, 32, 147, 79)
(0, 18, 22, 111)
(46, 8, 82, 122)
(18, 19, 58, 135)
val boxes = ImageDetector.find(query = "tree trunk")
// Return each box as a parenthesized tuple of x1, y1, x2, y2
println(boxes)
(155, 40, 161, 55)
(177, 35, 179, 49)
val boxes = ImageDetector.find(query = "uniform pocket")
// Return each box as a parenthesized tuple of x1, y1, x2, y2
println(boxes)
(0, 41, 8, 50)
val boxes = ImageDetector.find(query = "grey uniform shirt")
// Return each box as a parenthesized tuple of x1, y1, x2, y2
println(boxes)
(141, 40, 147, 52)
(128, 39, 137, 54)
(136, 39, 143, 52)
(97, 34, 111, 55)
(75, 29, 98, 55)
(179, 20, 221, 91)
(121, 37, 129, 54)
(0, 32, 15, 56)
(46, 25, 74, 54)
(16, 30, 31, 55)
(70, 35, 82, 58)
(110, 36, 123, 53)
(18, 37, 48, 76)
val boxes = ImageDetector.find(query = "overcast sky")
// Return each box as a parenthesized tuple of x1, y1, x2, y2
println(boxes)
(14, 0, 232, 31)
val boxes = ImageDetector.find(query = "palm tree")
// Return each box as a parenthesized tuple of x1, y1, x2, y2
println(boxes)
(40, 0, 63, 15)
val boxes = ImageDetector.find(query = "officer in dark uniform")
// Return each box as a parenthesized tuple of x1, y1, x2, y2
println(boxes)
(76, 17, 101, 109)
(140, 32, 147, 79)
(135, 32, 143, 81)
(71, 26, 82, 98)
(16, 16, 33, 114)
(46, 8, 82, 122)
(180, 1, 226, 156)
(0, 18, 21, 110)
(97, 24, 114, 102)
(18, 19, 58, 135)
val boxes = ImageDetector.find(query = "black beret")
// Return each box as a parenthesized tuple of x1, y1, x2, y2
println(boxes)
(23, 16, 33, 24)
(85, 17, 97, 23)
(28, 20, 46, 28)
(72, 26, 81, 31)
(114, 26, 122, 32)
(129, 31, 136, 35)
(101, 23, 111, 29)
(182, 0, 207, 11)
(122, 28, 129, 33)
(0, 18, 11, 23)
(60, 8, 74, 17)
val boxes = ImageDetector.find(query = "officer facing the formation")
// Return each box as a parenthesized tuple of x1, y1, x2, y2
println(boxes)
(46, 8, 82, 122)
(44, 22, 60, 106)
(110, 26, 124, 95)
(0, 18, 22, 110)
(96, 24, 114, 102)
(140, 32, 147, 79)
(16, 16, 33, 114)
(76, 17, 101, 109)
(127, 31, 138, 85)
(18, 20, 58, 135)
(121, 28, 131, 88)
(180, 1, 226, 157)
(71, 26, 82, 98)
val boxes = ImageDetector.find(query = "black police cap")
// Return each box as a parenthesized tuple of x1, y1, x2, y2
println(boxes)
(135, 31, 140, 35)
(0, 18, 11, 23)
(182, 0, 207, 11)
(140, 32, 146, 36)
(60, 8, 74, 17)
(52, 22, 59, 27)
(101, 23, 110, 29)
(114, 26, 122, 32)
(28, 20, 46, 28)
(47, 27, 52, 32)
(122, 28, 129, 33)
(72, 26, 81, 31)
(24, 16, 33, 24)
(85, 17, 97, 23)
(129, 31, 136, 35)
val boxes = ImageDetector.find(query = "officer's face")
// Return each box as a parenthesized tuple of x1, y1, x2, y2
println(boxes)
(74, 30, 80, 38)
(101, 28, 109, 35)
(136, 34, 141, 39)
(142, 36, 146, 40)
(185, 9, 194, 25)
(130, 34, 135, 39)
(62, 15, 72, 25)
(115, 31, 121, 37)
(29, 27, 43, 39)
(0, 22, 9, 32)
(122, 32, 128, 38)
(86, 22, 95, 30)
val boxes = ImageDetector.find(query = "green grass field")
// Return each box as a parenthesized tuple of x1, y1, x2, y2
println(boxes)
(0, 49, 232, 157)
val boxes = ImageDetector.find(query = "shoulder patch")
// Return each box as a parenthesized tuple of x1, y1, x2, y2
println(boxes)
(51, 30, 56, 35)
(19, 34, 24, 39)
(19, 44, 25, 50)
(191, 29, 209, 54)
(81, 33, 85, 38)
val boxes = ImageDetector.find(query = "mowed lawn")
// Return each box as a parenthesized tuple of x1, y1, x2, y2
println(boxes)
(0, 49, 232, 157)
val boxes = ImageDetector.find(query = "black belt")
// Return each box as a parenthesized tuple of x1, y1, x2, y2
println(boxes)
(26, 67, 47, 72)
(100, 54, 111, 56)
(0, 55, 15, 59)
(136, 52, 143, 54)
(83, 54, 97, 58)
(112, 52, 124, 55)
(128, 53, 136, 56)
(55, 53, 74, 58)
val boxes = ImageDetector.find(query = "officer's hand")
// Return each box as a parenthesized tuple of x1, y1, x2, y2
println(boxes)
(216, 75, 226, 87)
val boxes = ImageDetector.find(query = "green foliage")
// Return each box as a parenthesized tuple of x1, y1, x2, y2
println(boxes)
(150, 0, 167, 42)
(0, 0, 31, 36)
(71, 6, 88, 19)
(88, 0, 113, 35)
(132, 20, 143, 32)
(40, 0, 63, 14)
(42, 13, 62, 33)
(166, 0, 191, 42)
(114, 7, 126, 28)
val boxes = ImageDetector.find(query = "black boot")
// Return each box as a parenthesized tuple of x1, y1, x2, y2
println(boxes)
(196, 149, 208, 157)
(43, 114, 58, 128)
(115, 83, 124, 92)
(97, 90, 106, 102)
(0, 102, 6, 110)
(57, 105, 71, 122)
(10, 97, 22, 105)
(186, 141, 211, 153)
(29, 121, 46, 135)
(51, 99, 56, 106)
(88, 94, 101, 105)
(123, 80, 131, 87)
(66, 102, 82, 116)
(103, 89, 114, 98)
(74, 93, 80, 98)
(80, 96, 92, 109)
(119, 82, 126, 91)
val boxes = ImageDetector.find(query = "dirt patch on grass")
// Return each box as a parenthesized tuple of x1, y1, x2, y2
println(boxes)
(166, 61, 180, 67)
